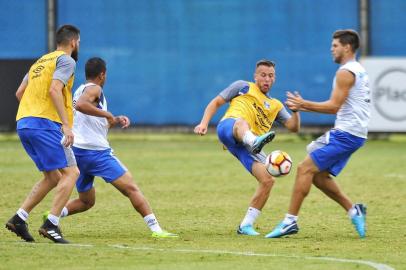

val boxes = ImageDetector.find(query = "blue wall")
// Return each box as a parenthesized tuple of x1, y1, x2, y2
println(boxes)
(369, 0, 406, 56)
(1, 0, 404, 126)
(0, 1, 46, 58)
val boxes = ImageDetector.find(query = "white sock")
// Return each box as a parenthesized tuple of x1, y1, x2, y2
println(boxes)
(17, 208, 29, 221)
(348, 205, 358, 218)
(242, 130, 257, 147)
(60, 207, 69, 217)
(47, 214, 60, 226)
(240, 207, 261, 227)
(144, 213, 162, 233)
(282, 213, 298, 225)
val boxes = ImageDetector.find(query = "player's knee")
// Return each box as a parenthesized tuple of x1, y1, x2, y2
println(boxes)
(84, 199, 95, 209)
(233, 119, 248, 134)
(297, 161, 313, 176)
(46, 174, 60, 186)
(71, 167, 80, 179)
(62, 166, 80, 181)
(260, 174, 275, 189)
(122, 184, 140, 198)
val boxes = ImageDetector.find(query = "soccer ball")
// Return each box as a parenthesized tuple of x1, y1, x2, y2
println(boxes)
(265, 150, 292, 177)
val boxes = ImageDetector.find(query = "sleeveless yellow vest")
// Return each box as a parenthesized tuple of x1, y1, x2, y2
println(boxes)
(222, 82, 283, 135)
(16, 50, 75, 127)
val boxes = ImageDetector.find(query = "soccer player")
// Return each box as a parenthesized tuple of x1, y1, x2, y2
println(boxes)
(5, 25, 81, 243)
(53, 57, 177, 238)
(194, 60, 300, 236)
(266, 30, 370, 238)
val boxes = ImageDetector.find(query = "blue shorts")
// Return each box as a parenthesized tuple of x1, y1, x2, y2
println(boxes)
(17, 126, 76, 172)
(217, 118, 265, 173)
(73, 147, 127, 193)
(307, 129, 366, 177)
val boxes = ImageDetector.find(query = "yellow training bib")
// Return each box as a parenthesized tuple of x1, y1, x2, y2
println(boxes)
(16, 50, 75, 127)
(222, 82, 283, 135)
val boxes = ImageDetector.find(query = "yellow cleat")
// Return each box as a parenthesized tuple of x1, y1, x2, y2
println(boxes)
(151, 230, 178, 238)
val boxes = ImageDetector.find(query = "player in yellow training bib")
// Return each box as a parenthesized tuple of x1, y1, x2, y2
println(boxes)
(6, 25, 81, 244)
(194, 59, 300, 236)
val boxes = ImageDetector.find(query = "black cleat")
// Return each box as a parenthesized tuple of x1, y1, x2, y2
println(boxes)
(5, 214, 35, 242)
(39, 219, 69, 244)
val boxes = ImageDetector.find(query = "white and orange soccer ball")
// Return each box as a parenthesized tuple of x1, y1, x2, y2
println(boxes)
(265, 150, 293, 177)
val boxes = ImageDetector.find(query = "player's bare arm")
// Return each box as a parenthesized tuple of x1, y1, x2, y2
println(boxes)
(75, 85, 115, 126)
(286, 70, 354, 114)
(49, 79, 74, 147)
(283, 111, 300, 133)
(75, 85, 129, 128)
(194, 95, 226, 135)
(15, 76, 28, 102)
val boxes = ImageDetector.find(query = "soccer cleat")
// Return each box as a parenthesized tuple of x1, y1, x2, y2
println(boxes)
(5, 214, 35, 242)
(39, 219, 69, 244)
(237, 225, 260, 236)
(351, 203, 367, 238)
(151, 230, 179, 238)
(265, 221, 299, 238)
(252, 131, 276, 154)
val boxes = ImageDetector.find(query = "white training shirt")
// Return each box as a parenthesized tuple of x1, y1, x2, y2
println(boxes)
(73, 83, 110, 150)
(333, 60, 371, 139)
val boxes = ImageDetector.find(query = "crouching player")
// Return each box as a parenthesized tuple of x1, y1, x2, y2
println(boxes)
(51, 57, 177, 238)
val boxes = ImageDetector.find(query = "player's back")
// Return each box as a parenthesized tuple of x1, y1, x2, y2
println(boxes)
(73, 83, 110, 150)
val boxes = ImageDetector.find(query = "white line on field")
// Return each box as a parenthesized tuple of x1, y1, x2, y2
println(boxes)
(110, 244, 395, 270)
(384, 173, 405, 179)
(9, 242, 395, 270)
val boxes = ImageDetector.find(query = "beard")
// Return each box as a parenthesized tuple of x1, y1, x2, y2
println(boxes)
(71, 48, 79, 62)
(333, 54, 342, 64)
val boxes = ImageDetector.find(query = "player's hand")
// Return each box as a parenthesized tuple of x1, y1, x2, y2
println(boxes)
(194, 124, 207, 135)
(286, 91, 303, 111)
(115, 115, 130, 128)
(61, 124, 74, 147)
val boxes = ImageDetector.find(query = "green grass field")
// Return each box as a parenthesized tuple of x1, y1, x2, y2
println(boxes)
(0, 132, 405, 270)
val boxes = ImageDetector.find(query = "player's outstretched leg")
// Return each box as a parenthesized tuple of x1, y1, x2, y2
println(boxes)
(350, 203, 367, 238)
(112, 172, 178, 238)
(5, 214, 35, 242)
(252, 131, 276, 154)
(233, 119, 275, 154)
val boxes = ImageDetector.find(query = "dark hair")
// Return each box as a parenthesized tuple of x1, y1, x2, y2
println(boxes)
(333, 29, 360, 52)
(85, 57, 106, 79)
(256, 59, 276, 69)
(56, 25, 80, 45)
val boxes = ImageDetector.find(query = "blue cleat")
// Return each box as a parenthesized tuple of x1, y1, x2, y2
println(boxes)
(265, 221, 299, 238)
(237, 225, 260, 236)
(351, 203, 367, 238)
(252, 131, 275, 154)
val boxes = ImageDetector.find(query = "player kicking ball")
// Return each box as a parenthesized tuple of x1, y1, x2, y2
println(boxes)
(48, 57, 177, 238)
(195, 60, 300, 236)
